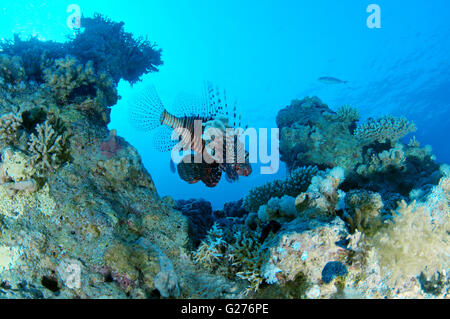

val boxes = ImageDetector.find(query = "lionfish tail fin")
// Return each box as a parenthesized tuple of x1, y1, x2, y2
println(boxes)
(128, 84, 165, 132)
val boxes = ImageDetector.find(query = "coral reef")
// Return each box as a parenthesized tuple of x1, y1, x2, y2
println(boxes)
(277, 97, 364, 172)
(0, 14, 162, 86)
(194, 223, 267, 296)
(368, 200, 448, 285)
(67, 14, 163, 84)
(243, 165, 318, 212)
(176, 199, 215, 248)
(43, 56, 97, 105)
(0, 12, 447, 300)
(354, 115, 417, 145)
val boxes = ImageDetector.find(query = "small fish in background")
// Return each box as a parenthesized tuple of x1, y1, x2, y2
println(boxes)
(318, 76, 348, 84)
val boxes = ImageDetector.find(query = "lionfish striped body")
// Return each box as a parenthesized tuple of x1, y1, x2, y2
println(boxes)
(128, 83, 252, 187)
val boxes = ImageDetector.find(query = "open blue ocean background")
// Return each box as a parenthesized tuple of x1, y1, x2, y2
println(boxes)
(1, 0, 449, 209)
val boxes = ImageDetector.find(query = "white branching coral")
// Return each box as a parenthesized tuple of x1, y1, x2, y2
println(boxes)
(28, 120, 66, 172)
(354, 115, 416, 144)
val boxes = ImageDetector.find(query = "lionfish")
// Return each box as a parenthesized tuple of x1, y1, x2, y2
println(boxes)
(128, 83, 252, 187)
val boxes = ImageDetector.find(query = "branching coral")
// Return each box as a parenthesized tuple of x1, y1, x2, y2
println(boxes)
(28, 120, 67, 172)
(243, 166, 319, 212)
(0, 35, 66, 83)
(1, 15, 162, 85)
(194, 223, 267, 295)
(354, 115, 416, 144)
(193, 223, 227, 270)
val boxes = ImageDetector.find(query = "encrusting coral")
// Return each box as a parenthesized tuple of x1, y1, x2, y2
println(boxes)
(43, 56, 97, 105)
(0, 112, 22, 146)
(0, 148, 37, 196)
(294, 167, 346, 218)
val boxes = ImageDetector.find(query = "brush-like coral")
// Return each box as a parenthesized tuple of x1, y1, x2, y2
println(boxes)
(243, 166, 318, 212)
(1, 15, 162, 85)
(193, 223, 227, 271)
(354, 115, 416, 144)
(333, 105, 360, 123)
(367, 200, 449, 286)
(28, 120, 66, 172)
(0, 35, 66, 83)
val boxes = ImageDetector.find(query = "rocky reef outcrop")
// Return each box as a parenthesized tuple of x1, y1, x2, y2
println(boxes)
(0, 15, 237, 299)
(0, 14, 447, 299)
(191, 97, 448, 299)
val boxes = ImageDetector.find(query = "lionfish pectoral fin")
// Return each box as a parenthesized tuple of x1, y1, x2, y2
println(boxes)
(128, 84, 166, 132)
(152, 126, 180, 152)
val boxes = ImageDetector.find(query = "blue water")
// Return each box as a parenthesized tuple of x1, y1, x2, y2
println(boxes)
(2, 0, 449, 209)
